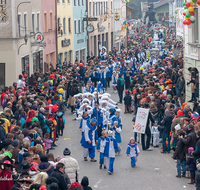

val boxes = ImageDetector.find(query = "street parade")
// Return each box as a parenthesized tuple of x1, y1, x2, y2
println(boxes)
(0, 0, 200, 189)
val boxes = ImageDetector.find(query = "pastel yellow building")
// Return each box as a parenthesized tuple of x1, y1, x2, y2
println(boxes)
(57, 0, 74, 64)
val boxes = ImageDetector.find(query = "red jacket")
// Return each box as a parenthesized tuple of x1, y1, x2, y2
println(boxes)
(0, 169, 14, 190)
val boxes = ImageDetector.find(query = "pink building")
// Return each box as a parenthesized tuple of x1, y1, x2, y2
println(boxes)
(41, 0, 57, 68)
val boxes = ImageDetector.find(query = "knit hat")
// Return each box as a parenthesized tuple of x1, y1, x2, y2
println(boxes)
(32, 117, 39, 122)
(110, 108, 116, 114)
(188, 147, 194, 154)
(56, 155, 63, 162)
(129, 137, 135, 144)
(12, 140, 19, 146)
(0, 119, 5, 124)
(125, 90, 128, 94)
(90, 118, 97, 123)
(63, 148, 71, 156)
(191, 111, 199, 120)
(40, 155, 48, 162)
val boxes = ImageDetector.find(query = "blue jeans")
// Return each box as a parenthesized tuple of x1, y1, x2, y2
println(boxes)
(131, 157, 136, 167)
(108, 157, 115, 172)
(118, 91, 123, 103)
(162, 132, 170, 152)
(195, 86, 199, 99)
(177, 159, 186, 175)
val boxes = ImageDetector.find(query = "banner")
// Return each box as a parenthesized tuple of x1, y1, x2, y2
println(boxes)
(134, 108, 149, 134)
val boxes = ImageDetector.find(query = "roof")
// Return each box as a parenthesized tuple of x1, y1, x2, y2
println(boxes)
(154, 0, 173, 9)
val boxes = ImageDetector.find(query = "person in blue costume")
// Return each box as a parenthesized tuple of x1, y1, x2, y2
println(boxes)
(126, 137, 140, 167)
(97, 130, 108, 169)
(88, 102, 103, 137)
(100, 47, 107, 64)
(91, 66, 100, 87)
(78, 112, 90, 134)
(109, 108, 117, 125)
(106, 64, 113, 87)
(110, 121, 122, 155)
(100, 66, 107, 89)
(56, 106, 65, 136)
(104, 130, 118, 175)
(81, 118, 98, 162)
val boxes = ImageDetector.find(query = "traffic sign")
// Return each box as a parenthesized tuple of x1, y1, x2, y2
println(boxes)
(83, 17, 98, 21)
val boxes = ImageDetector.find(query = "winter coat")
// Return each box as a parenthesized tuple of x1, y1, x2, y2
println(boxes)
(196, 170, 200, 190)
(162, 116, 173, 135)
(0, 125, 6, 141)
(0, 169, 14, 190)
(173, 138, 185, 160)
(193, 138, 200, 161)
(38, 162, 54, 176)
(50, 169, 68, 190)
(81, 176, 92, 190)
(117, 77, 124, 91)
(43, 138, 52, 150)
(124, 94, 132, 105)
(181, 131, 197, 154)
(186, 154, 196, 171)
(59, 156, 80, 183)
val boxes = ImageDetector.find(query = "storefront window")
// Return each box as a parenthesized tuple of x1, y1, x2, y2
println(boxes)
(21, 55, 30, 77)
(33, 51, 43, 73)
(69, 50, 72, 62)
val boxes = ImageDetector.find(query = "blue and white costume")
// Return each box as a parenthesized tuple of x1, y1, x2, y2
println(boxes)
(126, 143, 140, 167)
(97, 136, 107, 166)
(100, 47, 107, 63)
(112, 74, 118, 87)
(81, 121, 98, 159)
(104, 131, 118, 174)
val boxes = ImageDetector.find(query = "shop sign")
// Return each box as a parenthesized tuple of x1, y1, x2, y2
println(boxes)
(62, 39, 70, 47)
(77, 39, 84, 43)
(34, 32, 44, 43)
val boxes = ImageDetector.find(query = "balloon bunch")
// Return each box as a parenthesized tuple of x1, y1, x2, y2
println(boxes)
(121, 20, 131, 31)
(124, 0, 129, 3)
(175, 9, 178, 14)
(183, 0, 199, 25)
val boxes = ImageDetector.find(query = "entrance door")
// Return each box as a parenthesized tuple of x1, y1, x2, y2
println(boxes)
(0, 63, 5, 90)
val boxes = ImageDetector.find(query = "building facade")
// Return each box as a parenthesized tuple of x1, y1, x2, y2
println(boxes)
(113, 0, 126, 50)
(41, 0, 57, 68)
(184, 6, 200, 101)
(87, 0, 113, 57)
(0, 0, 43, 87)
(73, 0, 87, 63)
(57, 0, 74, 64)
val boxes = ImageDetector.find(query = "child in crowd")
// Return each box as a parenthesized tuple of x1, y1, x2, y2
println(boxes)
(124, 90, 131, 114)
(43, 132, 52, 154)
(151, 120, 160, 147)
(97, 130, 107, 169)
(126, 137, 140, 167)
(78, 112, 90, 133)
(112, 71, 118, 93)
(104, 130, 118, 175)
(173, 132, 186, 178)
(186, 147, 196, 184)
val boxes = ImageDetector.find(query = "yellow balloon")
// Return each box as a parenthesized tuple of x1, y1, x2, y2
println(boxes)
(185, 17, 189, 20)
(188, 6, 194, 12)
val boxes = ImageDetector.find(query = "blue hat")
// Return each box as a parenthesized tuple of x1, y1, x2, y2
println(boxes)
(110, 108, 116, 114)
(90, 118, 97, 123)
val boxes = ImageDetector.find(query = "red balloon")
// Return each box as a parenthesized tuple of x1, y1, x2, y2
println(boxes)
(187, 19, 191, 25)
(185, 2, 191, 7)
(183, 20, 186, 25)
(190, 12, 194, 16)
(183, 12, 186, 16)
(197, 0, 200, 4)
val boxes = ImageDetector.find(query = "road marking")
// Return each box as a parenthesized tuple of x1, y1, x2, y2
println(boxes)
(64, 138, 71, 140)
(94, 179, 108, 188)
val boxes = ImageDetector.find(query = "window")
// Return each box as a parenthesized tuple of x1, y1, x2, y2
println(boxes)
(82, 20, 84, 32)
(89, 2, 92, 16)
(57, 0, 60, 3)
(93, 2, 95, 16)
(101, 2, 103, 15)
(98, 2, 100, 16)
(18, 14, 21, 36)
(37, 13, 40, 31)
(194, 8, 199, 43)
(44, 13, 47, 32)
(63, 18, 66, 34)
(74, 20, 76, 34)
(82, 0, 84, 6)
(78, 0, 80, 6)
(111, 1, 112, 13)
(78, 20, 80, 33)
(58, 17, 61, 34)
(32, 14, 35, 32)
(158, 13, 164, 21)
(50, 13, 53, 29)
(24, 14, 27, 35)
(67, 0, 70, 3)
(64, 52, 68, 62)
(106, 2, 108, 12)
(74, 0, 76, 6)
(68, 17, 71, 33)
(69, 50, 72, 61)
(104, 2, 105, 13)
(62, 0, 65, 3)
(96, 3, 97, 16)
(21, 55, 30, 77)
(33, 51, 43, 72)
